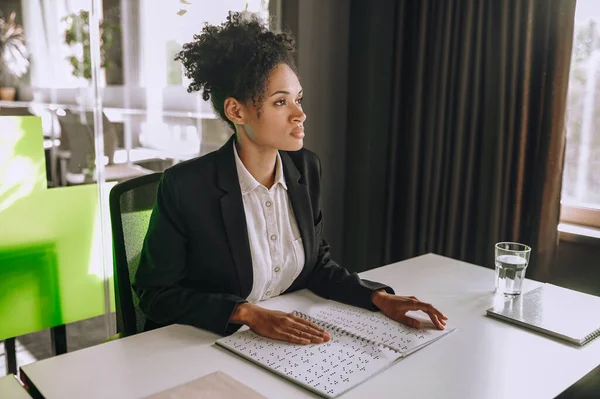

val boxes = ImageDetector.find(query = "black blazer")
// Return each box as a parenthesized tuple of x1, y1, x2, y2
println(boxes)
(134, 134, 394, 335)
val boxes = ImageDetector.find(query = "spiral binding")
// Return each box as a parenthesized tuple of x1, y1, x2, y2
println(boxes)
(292, 311, 400, 353)
(583, 329, 600, 345)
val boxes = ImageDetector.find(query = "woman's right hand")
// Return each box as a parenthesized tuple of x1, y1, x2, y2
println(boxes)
(231, 303, 331, 345)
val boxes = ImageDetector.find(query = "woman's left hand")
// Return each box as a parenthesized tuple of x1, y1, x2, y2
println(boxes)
(372, 290, 448, 330)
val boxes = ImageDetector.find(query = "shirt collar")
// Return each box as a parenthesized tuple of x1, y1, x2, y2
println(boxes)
(233, 140, 287, 195)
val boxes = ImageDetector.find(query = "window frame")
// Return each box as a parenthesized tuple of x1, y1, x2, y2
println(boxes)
(560, 204, 600, 229)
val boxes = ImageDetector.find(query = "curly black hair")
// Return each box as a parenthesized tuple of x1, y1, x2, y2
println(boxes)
(175, 11, 297, 131)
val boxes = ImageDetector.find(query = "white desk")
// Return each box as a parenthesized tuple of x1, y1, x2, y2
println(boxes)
(0, 374, 31, 399)
(20, 254, 600, 398)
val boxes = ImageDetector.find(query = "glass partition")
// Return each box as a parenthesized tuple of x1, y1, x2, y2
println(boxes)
(0, 0, 273, 374)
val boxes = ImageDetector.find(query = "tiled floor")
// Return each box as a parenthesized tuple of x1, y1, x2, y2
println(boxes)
(1, 314, 115, 377)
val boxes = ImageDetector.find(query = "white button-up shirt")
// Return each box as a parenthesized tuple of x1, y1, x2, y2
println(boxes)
(233, 142, 305, 303)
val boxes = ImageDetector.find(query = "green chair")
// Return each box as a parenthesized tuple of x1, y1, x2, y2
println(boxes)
(109, 172, 162, 336)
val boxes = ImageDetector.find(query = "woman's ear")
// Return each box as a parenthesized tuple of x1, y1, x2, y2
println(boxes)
(224, 98, 246, 125)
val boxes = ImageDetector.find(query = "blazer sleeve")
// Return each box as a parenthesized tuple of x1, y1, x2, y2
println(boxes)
(133, 170, 246, 335)
(305, 157, 395, 311)
(306, 237, 395, 311)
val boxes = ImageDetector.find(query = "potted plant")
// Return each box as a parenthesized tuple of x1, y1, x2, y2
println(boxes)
(62, 10, 118, 81)
(0, 11, 29, 101)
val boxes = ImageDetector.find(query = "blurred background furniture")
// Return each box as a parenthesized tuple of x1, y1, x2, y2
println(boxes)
(0, 107, 33, 116)
(56, 110, 153, 185)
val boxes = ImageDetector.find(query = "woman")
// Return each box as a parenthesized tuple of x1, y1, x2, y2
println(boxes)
(134, 12, 447, 345)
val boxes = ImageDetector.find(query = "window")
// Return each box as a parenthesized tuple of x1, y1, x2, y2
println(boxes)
(561, 0, 600, 229)
(20, 0, 109, 88)
(139, 0, 270, 88)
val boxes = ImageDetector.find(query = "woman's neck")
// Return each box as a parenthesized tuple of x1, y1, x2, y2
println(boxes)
(235, 135, 278, 189)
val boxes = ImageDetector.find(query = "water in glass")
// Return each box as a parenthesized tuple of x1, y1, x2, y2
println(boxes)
(495, 254, 528, 295)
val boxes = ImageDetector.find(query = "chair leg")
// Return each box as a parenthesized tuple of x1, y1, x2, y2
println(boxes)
(4, 338, 17, 375)
(50, 325, 67, 355)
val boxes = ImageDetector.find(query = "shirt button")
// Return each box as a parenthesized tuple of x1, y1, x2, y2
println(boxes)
(265, 290, 271, 296)
(274, 266, 281, 273)
(270, 234, 277, 241)
(265, 200, 272, 207)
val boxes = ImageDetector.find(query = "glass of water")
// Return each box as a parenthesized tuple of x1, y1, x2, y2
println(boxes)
(494, 242, 531, 296)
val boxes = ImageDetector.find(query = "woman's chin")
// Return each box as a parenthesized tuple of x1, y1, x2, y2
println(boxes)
(281, 138, 304, 152)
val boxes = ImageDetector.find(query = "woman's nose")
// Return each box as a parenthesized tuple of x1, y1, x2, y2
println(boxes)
(292, 105, 306, 123)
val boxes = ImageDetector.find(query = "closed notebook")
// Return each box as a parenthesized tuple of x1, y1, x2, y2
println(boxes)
(216, 301, 455, 398)
(486, 284, 600, 346)
(143, 371, 266, 399)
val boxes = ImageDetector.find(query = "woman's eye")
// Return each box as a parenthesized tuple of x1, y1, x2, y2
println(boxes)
(275, 97, 303, 106)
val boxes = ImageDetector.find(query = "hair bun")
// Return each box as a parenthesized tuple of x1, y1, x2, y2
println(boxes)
(175, 11, 296, 131)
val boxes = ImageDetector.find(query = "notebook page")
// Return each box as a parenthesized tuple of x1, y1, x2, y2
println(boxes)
(309, 302, 455, 355)
(216, 327, 401, 398)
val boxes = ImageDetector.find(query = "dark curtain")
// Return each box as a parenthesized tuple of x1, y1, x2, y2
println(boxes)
(343, 0, 576, 279)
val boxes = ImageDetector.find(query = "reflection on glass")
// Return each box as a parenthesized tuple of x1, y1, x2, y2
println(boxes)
(8, 0, 271, 190)
(0, 0, 274, 345)
(0, 117, 46, 213)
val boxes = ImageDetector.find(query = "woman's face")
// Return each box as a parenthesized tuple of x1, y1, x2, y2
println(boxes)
(239, 63, 306, 151)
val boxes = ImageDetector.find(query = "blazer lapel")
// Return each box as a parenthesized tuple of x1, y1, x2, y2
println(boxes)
(280, 152, 315, 273)
(216, 135, 253, 298)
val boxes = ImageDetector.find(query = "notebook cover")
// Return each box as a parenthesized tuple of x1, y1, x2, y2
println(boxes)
(486, 284, 600, 346)
(143, 371, 266, 399)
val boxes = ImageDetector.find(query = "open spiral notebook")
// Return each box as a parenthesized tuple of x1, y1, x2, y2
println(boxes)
(216, 302, 455, 398)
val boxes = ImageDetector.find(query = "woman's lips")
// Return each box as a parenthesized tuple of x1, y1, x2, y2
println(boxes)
(291, 129, 305, 139)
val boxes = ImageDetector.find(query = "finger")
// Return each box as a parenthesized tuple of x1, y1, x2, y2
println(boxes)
(290, 319, 327, 337)
(412, 302, 443, 319)
(289, 328, 325, 344)
(397, 315, 421, 329)
(279, 332, 311, 345)
(290, 315, 326, 333)
(433, 307, 448, 321)
(414, 303, 448, 326)
(431, 312, 445, 329)
(425, 304, 448, 321)
(407, 300, 448, 321)
(427, 312, 445, 330)
(420, 302, 436, 312)
(425, 304, 448, 320)
(290, 316, 330, 340)
(292, 322, 331, 342)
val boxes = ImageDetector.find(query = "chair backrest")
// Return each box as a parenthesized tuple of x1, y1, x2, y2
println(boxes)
(58, 110, 118, 173)
(109, 172, 162, 336)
